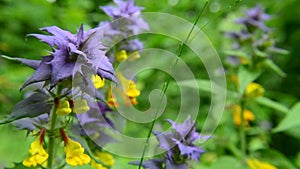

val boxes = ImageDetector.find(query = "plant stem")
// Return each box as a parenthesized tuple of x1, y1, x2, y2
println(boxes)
(47, 105, 58, 169)
(239, 99, 247, 157)
(137, 2, 209, 168)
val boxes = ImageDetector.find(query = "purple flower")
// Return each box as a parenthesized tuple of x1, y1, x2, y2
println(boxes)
(155, 116, 207, 168)
(130, 116, 208, 169)
(119, 39, 144, 52)
(236, 5, 271, 32)
(18, 25, 115, 90)
(100, 0, 149, 37)
(101, 0, 144, 19)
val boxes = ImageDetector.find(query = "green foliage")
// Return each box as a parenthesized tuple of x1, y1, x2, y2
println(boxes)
(237, 66, 261, 94)
(0, 0, 299, 169)
(0, 92, 52, 124)
(274, 102, 300, 132)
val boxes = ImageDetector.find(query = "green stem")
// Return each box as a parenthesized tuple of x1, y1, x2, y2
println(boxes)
(239, 99, 247, 157)
(137, 2, 209, 168)
(138, 82, 169, 169)
(47, 105, 58, 169)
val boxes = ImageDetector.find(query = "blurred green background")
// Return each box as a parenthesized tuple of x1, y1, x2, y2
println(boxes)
(0, 0, 300, 168)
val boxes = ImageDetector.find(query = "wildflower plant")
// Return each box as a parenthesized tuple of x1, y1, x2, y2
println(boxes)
(0, 22, 117, 168)
(219, 4, 292, 168)
(129, 116, 207, 169)
(2, 1, 298, 169)
(0, 0, 210, 169)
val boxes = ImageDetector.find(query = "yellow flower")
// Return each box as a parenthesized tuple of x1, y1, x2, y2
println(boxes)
(232, 104, 255, 128)
(115, 50, 128, 62)
(126, 80, 140, 98)
(90, 160, 108, 169)
(90, 151, 114, 169)
(245, 82, 264, 98)
(91, 75, 105, 89)
(129, 96, 138, 105)
(72, 99, 90, 114)
(107, 89, 119, 108)
(23, 136, 48, 167)
(239, 56, 249, 65)
(65, 138, 91, 166)
(94, 151, 115, 167)
(56, 100, 72, 115)
(127, 51, 141, 61)
(247, 159, 277, 169)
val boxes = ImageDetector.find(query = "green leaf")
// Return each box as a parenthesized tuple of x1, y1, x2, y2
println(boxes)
(271, 48, 289, 55)
(237, 66, 261, 94)
(177, 79, 224, 93)
(255, 97, 289, 114)
(255, 149, 298, 169)
(224, 50, 248, 59)
(264, 59, 286, 77)
(254, 49, 268, 58)
(4, 162, 35, 169)
(0, 92, 52, 124)
(210, 156, 248, 169)
(176, 79, 211, 92)
(273, 102, 300, 132)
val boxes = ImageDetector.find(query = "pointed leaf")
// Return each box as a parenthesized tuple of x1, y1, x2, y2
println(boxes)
(264, 59, 286, 77)
(255, 97, 289, 114)
(20, 56, 52, 90)
(273, 102, 300, 132)
(223, 50, 248, 59)
(256, 149, 298, 169)
(0, 55, 40, 69)
(4, 162, 35, 169)
(0, 92, 52, 124)
(237, 66, 261, 94)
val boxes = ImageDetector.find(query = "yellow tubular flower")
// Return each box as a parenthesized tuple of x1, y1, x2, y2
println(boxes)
(90, 160, 108, 169)
(22, 136, 48, 167)
(127, 51, 141, 61)
(129, 96, 138, 105)
(127, 80, 140, 98)
(247, 159, 277, 169)
(91, 75, 105, 89)
(56, 100, 72, 115)
(94, 151, 115, 167)
(65, 138, 91, 166)
(115, 50, 128, 62)
(245, 82, 265, 98)
(72, 99, 90, 114)
(232, 104, 255, 128)
(107, 89, 119, 108)
(116, 71, 140, 106)
(239, 56, 249, 65)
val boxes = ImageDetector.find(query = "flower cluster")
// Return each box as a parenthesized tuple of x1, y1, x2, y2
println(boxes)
(19, 25, 114, 91)
(0, 1, 148, 168)
(131, 116, 207, 169)
(231, 104, 255, 128)
(225, 5, 287, 75)
(100, 0, 149, 51)
(23, 129, 48, 167)
(93, 0, 147, 109)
